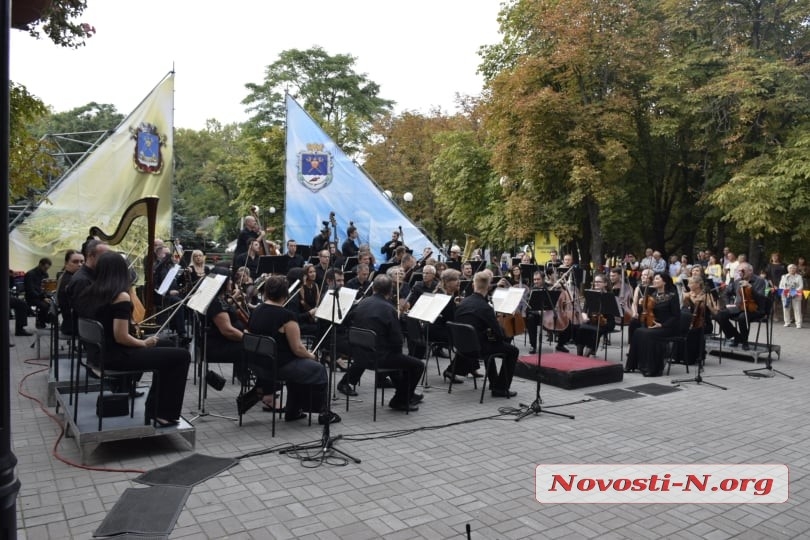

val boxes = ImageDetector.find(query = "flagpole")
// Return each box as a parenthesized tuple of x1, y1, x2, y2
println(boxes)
(2, 0, 22, 536)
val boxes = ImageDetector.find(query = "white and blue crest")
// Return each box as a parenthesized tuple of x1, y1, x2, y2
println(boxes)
(297, 143, 333, 193)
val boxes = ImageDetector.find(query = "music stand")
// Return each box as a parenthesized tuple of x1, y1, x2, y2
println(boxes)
(584, 290, 621, 360)
(408, 293, 452, 388)
(343, 256, 358, 272)
(459, 280, 473, 298)
(516, 288, 574, 421)
(283, 286, 361, 464)
(186, 274, 236, 423)
(520, 264, 538, 286)
(257, 255, 289, 276)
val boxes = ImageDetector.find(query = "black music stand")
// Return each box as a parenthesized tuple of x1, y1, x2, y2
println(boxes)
(520, 264, 539, 286)
(459, 280, 473, 298)
(343, 256, 358, 272)
(258, 255, 288, 276)
(516, 289, 575, 422)
(584, 290, 621, 360)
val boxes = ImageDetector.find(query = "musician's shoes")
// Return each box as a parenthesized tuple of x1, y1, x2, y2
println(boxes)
(741, 342, 750, 351)
(376, 376, 395, 389)
(337, 380, 358, 397)
(410, 393, 424, 404)
(389, 400, 419, 412)
(555, 344, 570, 353)
(284, 410, 307, 422)
(728, 338, 740, 347)
(528, 348, 537, 355)
(470, 371, 483, 378)
(236, 386, 261, 415)
(442, 370, 463, 384)
(14, 329, 33, 336)
(583, 347, 593, 357)
(491, 389, 517, 398)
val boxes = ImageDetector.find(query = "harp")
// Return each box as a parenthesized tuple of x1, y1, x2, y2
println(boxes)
(89, 197, 159, 315)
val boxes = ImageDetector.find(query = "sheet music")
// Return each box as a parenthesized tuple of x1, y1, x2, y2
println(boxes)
(156, 264, 181, 295)
(315, 287, 359, 324)
(408, 293, 452, 323)
(492, 287, 524, 314)
(187, 274, 228, 315)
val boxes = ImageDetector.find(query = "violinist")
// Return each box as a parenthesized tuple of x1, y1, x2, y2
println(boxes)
(527, 271, 573, 354)
(233, 240, 263, 280)
(626, 272, 681, 376)
(574, 273, 616, 357)
(405, 264, 438, 308)
(347, 263, 373, 301)
(682, 275, 710, 365)
(624, 268, 653, 371)
(714, 262, 766, 350)
(204, 267, 248, 390)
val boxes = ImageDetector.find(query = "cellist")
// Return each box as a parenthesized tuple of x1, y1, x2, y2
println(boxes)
(528, 271, 573, 354)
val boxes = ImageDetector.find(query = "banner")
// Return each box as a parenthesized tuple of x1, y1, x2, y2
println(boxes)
(9, 72, 175, 273)
(284, 94, 441, 261)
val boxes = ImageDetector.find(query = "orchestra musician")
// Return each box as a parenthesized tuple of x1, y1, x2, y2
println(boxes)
(297, 263, 321, 336)
(204, 267, 250, 391)
(714, 262, 766, 350)
(233, 240, 263, 280)
(405, 264, 438, 308)
(609, 267, 633, 326)
(336, 275, 425, 412)
(574, 273, 616, 357)
(455, 270, 518, 398)
(341, 224, 360, 258)
(234, 216, 265, 262)
(347, 263, 373, 300)
(56, 249, 84, 335)
(24, 258, 53, 329)
(314, 249, 332, 287)
(430, 268, 464, 380)
(624, 268, 653, 372)
(187, 249, 210, 286)
(682, 275, 711, 365)
(77, 251, 190, 427)
(527, 271, 573, 354)
(152, 244, 189, 343)
(386, 266, 411, 315)
(284, 239, 305, 270)
(545, 250, 562, 280)
(381, 230, 404, 262)
(311, 224, 331, 255)
(627, 272, 681, 377)
(246, 276, 341, 425)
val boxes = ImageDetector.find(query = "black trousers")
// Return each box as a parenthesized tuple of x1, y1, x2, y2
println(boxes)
(344, 352, 424, 404)
(482, 341, 518, 391)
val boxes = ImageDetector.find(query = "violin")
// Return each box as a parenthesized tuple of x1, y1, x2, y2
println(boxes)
(642, 292, 656, 328)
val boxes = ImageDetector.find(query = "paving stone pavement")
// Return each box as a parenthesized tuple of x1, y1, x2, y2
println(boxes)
(8, 320, 810, 539)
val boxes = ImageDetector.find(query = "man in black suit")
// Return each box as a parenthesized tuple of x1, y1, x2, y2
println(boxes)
(338, 275, 424, 411)
(455, 270, 518, 397)
(285, 239, 305, 271)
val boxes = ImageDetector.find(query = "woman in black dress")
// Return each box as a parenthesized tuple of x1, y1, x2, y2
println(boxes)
(78, 252, 190, 426)
(248, 276, 340, 425)
(627, 272, 681, 376)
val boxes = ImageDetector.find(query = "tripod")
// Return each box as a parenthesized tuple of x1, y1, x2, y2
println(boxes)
(517, 289, 574, 422)
(743, 303, 793, 379)
(283, 287, 360, 463)
(672, 329, 728, 389)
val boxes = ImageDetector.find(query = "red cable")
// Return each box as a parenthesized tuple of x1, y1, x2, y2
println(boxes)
(19, 357, 146, 474)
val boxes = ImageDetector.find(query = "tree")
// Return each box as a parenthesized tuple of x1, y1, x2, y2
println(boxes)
(363, 109, 470, 243)
(14, 0, 96, 48)
(242, 46, 394, 155)
(481, 0, 660, 265)
(9, 83, 59, 202)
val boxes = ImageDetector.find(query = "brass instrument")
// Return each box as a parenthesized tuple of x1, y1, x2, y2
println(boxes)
(462, 233, 479, 262)
(89, 197, 158, 316)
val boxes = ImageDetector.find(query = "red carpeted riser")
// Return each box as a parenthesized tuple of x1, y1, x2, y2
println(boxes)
(515, 352, 624, 389)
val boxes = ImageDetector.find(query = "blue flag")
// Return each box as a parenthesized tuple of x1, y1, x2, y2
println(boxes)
(285, 94, 441, 262)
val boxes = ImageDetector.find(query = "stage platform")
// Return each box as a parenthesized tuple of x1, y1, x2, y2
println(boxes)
(515, 352, 624, 389)
(55, 388, 195, 463)
(705, 335, 781, 364)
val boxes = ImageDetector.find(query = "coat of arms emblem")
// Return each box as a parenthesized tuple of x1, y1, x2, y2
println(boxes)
(297, 143, 333, 193)
(131, 122, 166, 174)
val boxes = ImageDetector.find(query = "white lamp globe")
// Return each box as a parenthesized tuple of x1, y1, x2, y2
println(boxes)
(403, 192, 414, 202)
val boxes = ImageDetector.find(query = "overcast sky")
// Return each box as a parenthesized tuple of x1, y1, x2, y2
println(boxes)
(10, 0, 503, 129)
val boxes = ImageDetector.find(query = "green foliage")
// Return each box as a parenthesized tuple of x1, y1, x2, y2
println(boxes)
(242, 46, 394, 154)
(19, 0, 96, 49)
(9, 82, 59, 201)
